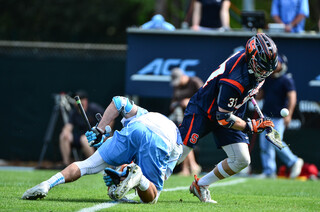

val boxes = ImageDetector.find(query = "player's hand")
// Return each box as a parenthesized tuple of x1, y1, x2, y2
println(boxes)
(85, 126, 104, 147)
(85, 125, 112, 147)
(103, 171, 114, 187)
(244, 117, 274, 134)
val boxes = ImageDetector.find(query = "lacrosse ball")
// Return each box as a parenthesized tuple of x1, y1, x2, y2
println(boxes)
(280, 108, 289, 117)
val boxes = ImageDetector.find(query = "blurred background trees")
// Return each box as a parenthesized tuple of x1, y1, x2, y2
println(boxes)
(0, 0, 319, 44)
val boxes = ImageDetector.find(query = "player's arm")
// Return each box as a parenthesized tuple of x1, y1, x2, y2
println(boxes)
(97, 97, 137, 133)
(216, 84, 273, 133)
(86, 96, 137, 147)
(215, 84, 246, 130)
(217, 107, 246, 131)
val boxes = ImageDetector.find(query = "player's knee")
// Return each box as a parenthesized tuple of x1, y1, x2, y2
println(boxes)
(228, 152, 251, 172)
(236, 154, 251, 170)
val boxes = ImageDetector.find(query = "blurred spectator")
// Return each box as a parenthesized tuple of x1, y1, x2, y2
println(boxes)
(169, 68, 203, 176)
(141, 14, 175, 31)
(256, 54, 304, 179)
(271, 0, 309, 33)
(191, 0, 230, 31)
(59, 90, 105, 168)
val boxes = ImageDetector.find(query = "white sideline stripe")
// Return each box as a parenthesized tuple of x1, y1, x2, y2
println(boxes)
(77, 193, 137, 212)
(0, 166, 35, 171)
(163, 178, 247, 192)
(78, 178, 247, 212)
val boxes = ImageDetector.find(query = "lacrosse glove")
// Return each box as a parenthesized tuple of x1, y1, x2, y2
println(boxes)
(85, 125, 111, 148)
(243, 117, 274, 134)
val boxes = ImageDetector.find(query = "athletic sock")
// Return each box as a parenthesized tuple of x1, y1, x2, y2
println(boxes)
(198, 170, 220, 186)
(138, 175, 150, 191)
(45, 172, 65, 189)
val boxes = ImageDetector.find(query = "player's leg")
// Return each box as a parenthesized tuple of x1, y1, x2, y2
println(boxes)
(79, 134, 95, 158)
(22, 151, 109, 200)
(106, 163, 159, 203)
(178, 112, 211, 161)
(136, 125, 182, 203)
(137, 184, 159, 203)
(116, 163, 159, 203)
(202, 142, 250, 184)
(191, 142, 250, 203)
(99, 124, 155, 201)
(179, 112, 216, 202)
(112, 120, 182, 203)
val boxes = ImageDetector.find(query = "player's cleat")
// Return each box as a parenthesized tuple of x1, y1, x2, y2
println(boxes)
(290, 158, 304, 179)
(108, 184, 119, 200)
(189, 175, 217, 203)
(114, 163, 142, 200)
(21, 182, 50, 200)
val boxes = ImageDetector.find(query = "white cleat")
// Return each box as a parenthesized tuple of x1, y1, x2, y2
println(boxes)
(189, 175, 217, 203)
(290, 158, 304, 179)
(114, 163, 142, 200)
(22, 182, 50, 200)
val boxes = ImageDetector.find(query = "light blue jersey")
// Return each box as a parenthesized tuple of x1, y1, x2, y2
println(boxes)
(98, 109, 182, 191)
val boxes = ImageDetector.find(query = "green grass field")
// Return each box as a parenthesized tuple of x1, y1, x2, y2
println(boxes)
(1, 169, 319, 211)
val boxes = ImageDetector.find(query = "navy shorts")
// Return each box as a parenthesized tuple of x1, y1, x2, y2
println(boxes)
(178, 109, 249, 149)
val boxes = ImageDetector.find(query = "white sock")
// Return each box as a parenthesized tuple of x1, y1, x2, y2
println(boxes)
(198, 170, 220, 186)
(138, 175, 150, 191)
(45, 172, 65, 189)
(217, 161, 230, 178)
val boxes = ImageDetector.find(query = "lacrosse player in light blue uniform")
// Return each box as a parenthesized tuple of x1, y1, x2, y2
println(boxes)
(22, 96, 182, 204)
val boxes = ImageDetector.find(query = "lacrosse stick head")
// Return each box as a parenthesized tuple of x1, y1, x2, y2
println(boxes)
(265, 127, 285, 150)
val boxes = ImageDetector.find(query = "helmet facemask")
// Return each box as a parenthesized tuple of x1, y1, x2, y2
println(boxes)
(249, 55, 275, 81)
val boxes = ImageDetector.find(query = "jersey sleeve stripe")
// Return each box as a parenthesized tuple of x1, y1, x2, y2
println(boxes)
(229, 52, 245, 74)
(206, 98, 216, 120)
(220, 78, 245, 94)
(183, 113, 195, 145)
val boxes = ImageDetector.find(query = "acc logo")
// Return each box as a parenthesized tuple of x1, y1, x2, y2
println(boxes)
(189, 133, 199, 144)
(132, 58, 199, 81)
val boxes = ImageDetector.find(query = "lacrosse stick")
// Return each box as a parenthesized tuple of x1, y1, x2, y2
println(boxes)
(250, 97, 285, 150)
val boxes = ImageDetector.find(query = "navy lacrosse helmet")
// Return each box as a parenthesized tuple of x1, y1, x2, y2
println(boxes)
(245, 33, 278, 81)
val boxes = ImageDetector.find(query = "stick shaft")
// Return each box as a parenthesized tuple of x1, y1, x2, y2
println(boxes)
(250, 97, 264, 118)
(74, 96, 92, 130)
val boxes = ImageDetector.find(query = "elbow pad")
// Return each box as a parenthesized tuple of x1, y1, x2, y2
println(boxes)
(216, 111, 237, 128)
(112, 96, 134, 117)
